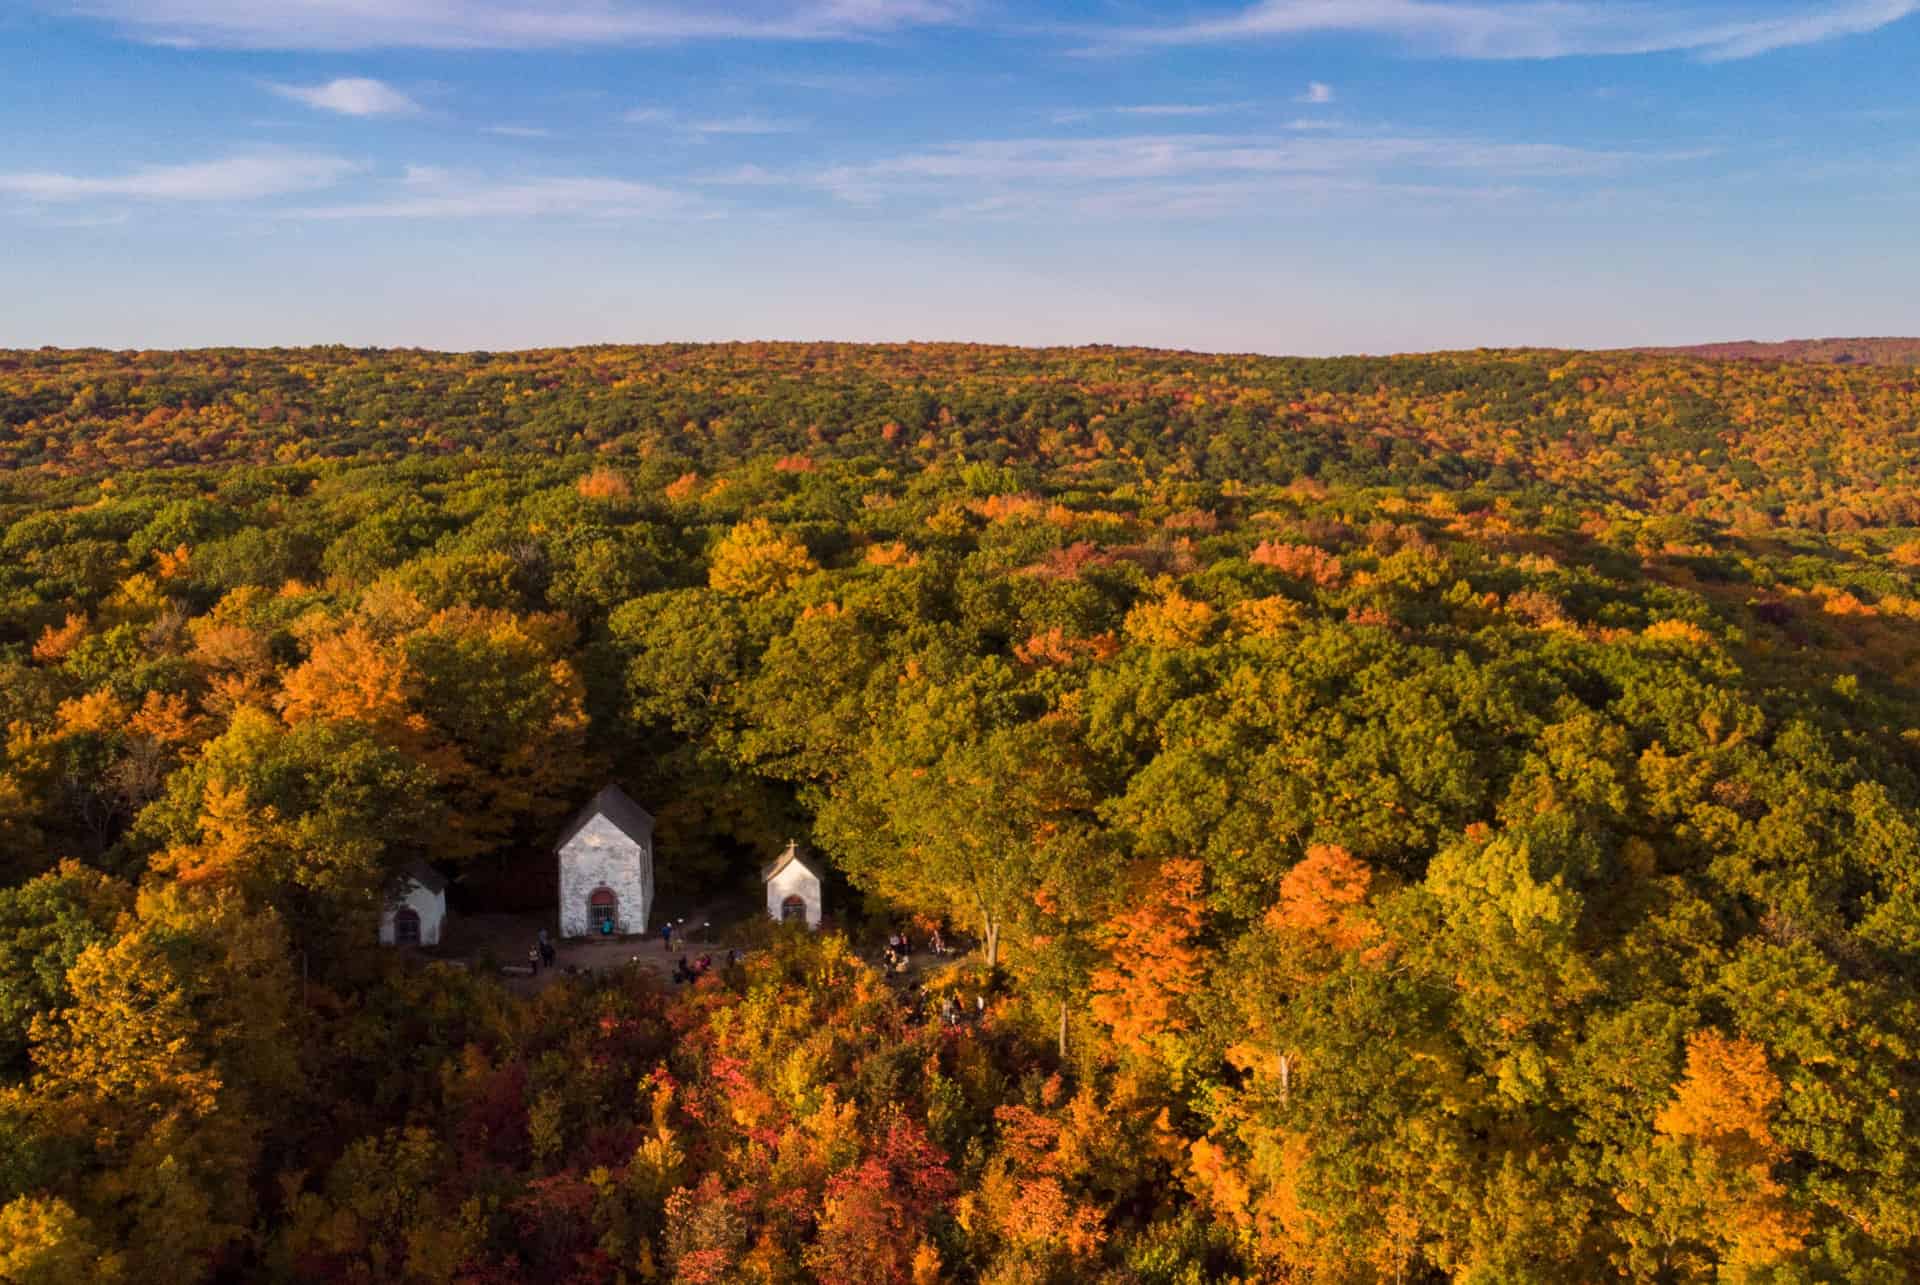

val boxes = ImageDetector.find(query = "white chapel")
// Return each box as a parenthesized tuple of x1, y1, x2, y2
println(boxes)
(763, 839, 824, 930)
(555, 784, 655, 938)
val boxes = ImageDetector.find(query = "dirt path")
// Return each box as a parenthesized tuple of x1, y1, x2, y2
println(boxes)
(432, 907, 981, 1001)
(440, 907, 752, 995)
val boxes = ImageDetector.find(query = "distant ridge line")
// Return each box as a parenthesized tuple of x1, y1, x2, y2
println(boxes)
(1629, 337, 1920, 367)
(4, 337, 1918, 365)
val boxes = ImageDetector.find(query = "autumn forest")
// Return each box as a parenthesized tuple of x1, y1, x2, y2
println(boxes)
(3, 341, 1920, 1282)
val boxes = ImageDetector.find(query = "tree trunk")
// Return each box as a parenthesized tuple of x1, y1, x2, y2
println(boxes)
(1057, 997, 1069, 1059)
(982, 916, 999, 970)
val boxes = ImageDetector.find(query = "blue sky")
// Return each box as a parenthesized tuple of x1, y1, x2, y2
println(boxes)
(1, 1, 1916, 353)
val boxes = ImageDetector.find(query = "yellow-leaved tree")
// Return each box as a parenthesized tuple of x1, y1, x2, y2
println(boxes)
(0, 1195, 124, 1284)
(24, 883, 299, 1280)
(708, 519, 816, 597)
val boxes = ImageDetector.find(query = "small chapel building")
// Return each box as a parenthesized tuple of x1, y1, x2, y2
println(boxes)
(763, 840, 825, 930)
(556, 784, 655, 938)
(379, 860, 448, 947)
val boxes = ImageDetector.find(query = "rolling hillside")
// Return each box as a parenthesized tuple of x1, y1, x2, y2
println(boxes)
(1636, 336, 1920, 366)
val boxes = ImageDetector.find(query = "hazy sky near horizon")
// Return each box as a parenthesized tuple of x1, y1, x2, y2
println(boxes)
(2, 1, 1916, 354)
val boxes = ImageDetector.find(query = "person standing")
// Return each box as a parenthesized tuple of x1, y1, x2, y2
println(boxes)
(528, 944, 541, 974)
(661, 920, 673, 952)
(538, 928, 555, 969)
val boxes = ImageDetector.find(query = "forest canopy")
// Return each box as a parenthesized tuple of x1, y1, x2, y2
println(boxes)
(3, 341, 1920, 1282)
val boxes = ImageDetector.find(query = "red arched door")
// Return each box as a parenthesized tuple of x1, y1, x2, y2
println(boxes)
(781, 894, 807, 924)
(589, 887, 618, 934)
(394, 907, 421, 945)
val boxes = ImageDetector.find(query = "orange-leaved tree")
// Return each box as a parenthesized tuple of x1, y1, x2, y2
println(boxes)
(1640, 1029, 1808, 1273)
(1090, 857, 1209, 1069)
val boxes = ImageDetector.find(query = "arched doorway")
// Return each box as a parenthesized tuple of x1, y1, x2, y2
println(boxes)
(589, 887, 618, 935)
(394, 907, 421, 946)
(781, 894, 807, 924)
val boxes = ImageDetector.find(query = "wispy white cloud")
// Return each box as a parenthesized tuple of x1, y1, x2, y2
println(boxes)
(268, 76, 421, 116)
(769, 71, 910, 94)
(696, 164, 784, 185)
(623, 107, 806, 136)
(943, 175, 1534, 220)
(1053, 102, 1254, 125)
(292, 168, 689, 218)
(691, 115, 804, 135)
(1693, 0, 1919, 56)
(763, 127, 1698, 215)
(838, 132, 1654, 184)
(13, 209, 136, 229)
(1298, 81, 1335, 104)
(62, 0, 968, 50)
(0, 151, 356, 201)
(1113, 102, 1255, 117)
(485, 125, 554, 138)
(1090, 0, 1920, 61)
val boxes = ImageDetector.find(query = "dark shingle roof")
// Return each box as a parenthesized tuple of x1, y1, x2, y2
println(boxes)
(555, 784, 655, 852)
(762, 839, 819, 884)
(396, 859, 449, 896)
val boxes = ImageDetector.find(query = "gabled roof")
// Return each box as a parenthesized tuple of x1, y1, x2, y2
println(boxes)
(396, 859, 449, 896)
(762, 839, 821, 884)
(555, 784, 655, 852)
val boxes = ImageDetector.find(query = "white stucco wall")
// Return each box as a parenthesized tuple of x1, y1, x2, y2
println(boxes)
(558, 813, 652, 938)
(379, 880, 446, 946)
(766, 861, 823, 930)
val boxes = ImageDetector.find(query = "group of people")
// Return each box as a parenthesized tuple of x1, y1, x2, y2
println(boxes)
(883, 930, 912, 972)
(524, 919, 952, 985)
(673, 948, 740, 984)
(521, 925, 749, 984)
(882, 927, 950, 974)
(526, 928, 557, 973)
(936, 991, 987, 1029)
